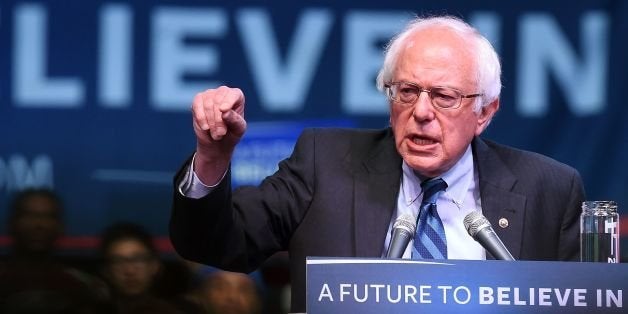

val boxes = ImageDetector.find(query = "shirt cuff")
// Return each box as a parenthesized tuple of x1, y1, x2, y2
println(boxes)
(177, 153, 227, 199)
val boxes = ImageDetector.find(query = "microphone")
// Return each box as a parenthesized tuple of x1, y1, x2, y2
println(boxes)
(386, 213, 417, 258)
(463, 211, 515, 261)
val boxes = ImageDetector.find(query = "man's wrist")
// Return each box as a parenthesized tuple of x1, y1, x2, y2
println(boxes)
(178, 153, 227, 199)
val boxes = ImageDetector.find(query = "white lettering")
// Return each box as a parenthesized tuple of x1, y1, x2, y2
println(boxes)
(574, 289, 587, 306)
(14, 4, 84, 107)
(354, 284, 368, 303)
(606, 289, 622, 307)
(438, 285, 452, 303)
(513, 287, 527, 305)
(479, 287, 494, 304)
(339, 283, 351, 302)
(538, 288, 552, 306)
(419, 285, 431, 303)
(453, 286, 471, 305)
(555, 288, 571, 306)
(342, 11, 408, 114)
(605, 221, 618, 262)
(517, 12, 609, 117)
(530, 287, 535, 306)
(405, 285, 417, 303)
(237, 9, 333, 112)
(150, 7, 227, 110)
(318, 283, 333, 302)
(497, 287, 510, 305)
(99, 4, 132, 107)
(386, 284, 401, 303)
(0, 155, 54, 192)
(371, 284, 384, 303)
(1, 7, 617, 119)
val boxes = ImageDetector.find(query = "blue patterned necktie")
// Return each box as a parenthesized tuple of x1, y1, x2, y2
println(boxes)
(412, 178, 448, 259)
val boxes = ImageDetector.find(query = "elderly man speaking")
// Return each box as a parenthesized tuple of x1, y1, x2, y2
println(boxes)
(170, 15, 585, 313)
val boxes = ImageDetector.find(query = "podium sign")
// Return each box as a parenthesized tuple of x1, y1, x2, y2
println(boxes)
(306, 258, 627, 313)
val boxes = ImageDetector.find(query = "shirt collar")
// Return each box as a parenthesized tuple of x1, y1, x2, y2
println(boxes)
(401, 144, 474, 208)
(401, 162, 422, 206)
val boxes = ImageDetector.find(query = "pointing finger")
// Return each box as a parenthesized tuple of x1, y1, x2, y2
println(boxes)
(222, 110, 247, 137)
(219, 88, 245, 113)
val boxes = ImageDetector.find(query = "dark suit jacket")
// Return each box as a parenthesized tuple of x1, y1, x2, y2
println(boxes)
(170, 127, 585, 313)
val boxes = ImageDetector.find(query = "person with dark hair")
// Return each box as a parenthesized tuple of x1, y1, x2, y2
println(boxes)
(202, 270, 261, 314)
(0, 188, 108, 313)
(99, 222, 184, 314)
(176, 260, 263, 314)
(7, 188, 63, 258)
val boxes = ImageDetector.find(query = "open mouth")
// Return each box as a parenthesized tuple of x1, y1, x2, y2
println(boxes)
(410, 135, 439, 146)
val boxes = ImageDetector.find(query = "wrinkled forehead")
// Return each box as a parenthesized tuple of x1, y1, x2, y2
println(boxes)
(395, 27, 479, 83)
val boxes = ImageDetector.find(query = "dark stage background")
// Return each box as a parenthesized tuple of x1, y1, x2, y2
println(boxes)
(1, 0, 626, 258)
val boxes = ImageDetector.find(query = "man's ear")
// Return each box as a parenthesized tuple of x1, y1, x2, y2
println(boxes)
(475, 99, 500, 136)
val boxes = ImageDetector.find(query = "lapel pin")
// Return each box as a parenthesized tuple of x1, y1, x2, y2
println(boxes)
(498, 217, 509, 228)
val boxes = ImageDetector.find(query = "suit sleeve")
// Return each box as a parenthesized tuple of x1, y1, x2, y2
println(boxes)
(557, 169, 586, 261)
(169, 130, 317, 272)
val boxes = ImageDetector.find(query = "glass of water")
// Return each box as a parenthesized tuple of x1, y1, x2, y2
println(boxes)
(580, 201, 620, 263)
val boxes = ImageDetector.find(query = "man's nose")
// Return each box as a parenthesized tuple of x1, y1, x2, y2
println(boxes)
(412, 90, 435, 121)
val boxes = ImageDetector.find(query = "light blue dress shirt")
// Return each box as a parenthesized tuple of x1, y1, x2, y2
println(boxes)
(382, 145, 486, 260)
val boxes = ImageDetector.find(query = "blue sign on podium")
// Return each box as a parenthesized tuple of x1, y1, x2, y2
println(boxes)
(306, 258, 627, 313)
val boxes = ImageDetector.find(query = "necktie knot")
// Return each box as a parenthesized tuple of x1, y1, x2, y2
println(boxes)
(420, 178, 448, 205)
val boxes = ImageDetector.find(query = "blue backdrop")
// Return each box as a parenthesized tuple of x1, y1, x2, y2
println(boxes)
(0, 0, 626, 254)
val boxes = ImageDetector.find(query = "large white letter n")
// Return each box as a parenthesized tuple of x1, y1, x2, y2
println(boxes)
(516, 12, 609, 117)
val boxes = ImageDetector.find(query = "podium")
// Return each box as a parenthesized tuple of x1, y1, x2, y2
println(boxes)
(306, 258, 627, 313)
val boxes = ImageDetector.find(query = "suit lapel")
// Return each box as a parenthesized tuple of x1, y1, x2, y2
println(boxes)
(353, 131, 402, 257)
(473, 138, 526, 260)
(350, 135, 526, 259)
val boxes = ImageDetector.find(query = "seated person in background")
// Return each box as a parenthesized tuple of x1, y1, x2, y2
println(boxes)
(201, 270, 261, 314)
(175, 259, 263, 314)
(99, 222, 182, 314)
(0, 188, 107, 312)
(202, 271, 261, 314)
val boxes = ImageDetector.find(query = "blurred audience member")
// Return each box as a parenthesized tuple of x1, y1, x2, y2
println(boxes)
(203, 270, 261, 314)
(0, 188, 107, 313)
(99, 222, 184, 314)
(176, 260, 263, 314)
(183, 263, 261, 314)
(1, 190, 263, 313)
(6, 188, 63, 258)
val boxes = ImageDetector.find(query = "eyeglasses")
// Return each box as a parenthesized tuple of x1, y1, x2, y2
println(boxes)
(384, 81, 483, 109)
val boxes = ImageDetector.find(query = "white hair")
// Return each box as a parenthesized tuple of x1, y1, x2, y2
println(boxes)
(375, 15, 502, 112)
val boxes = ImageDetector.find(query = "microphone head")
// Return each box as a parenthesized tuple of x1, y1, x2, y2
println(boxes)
(463, 211, 492, 237)
(393, 213, 417, 234)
